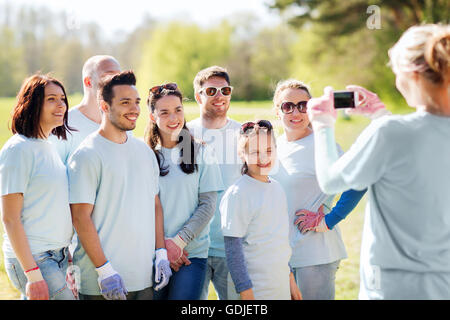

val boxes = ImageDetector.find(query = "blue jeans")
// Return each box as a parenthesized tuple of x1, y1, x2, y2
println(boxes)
(153, 258, 207, 300)
(200, 256, 229, 300)
(4, 247, 75, 300)
(293, 260, 340, 300)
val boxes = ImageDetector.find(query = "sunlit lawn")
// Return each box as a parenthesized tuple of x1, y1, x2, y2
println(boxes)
(0, 95, 409, 300)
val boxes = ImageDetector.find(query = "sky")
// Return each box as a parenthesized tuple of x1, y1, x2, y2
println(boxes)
(8, 0, 282, 35)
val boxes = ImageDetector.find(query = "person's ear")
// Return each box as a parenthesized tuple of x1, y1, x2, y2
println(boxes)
(195, 91, 202, 105)
(275, 106, 281, 120)
(84, 76, 92, 88)
(99, 100, 109, 113)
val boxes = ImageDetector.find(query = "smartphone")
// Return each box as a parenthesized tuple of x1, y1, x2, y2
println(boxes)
(333, 91, 359, 109)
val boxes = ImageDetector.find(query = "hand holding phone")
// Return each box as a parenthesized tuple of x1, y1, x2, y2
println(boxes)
(344, 85, 391, 119)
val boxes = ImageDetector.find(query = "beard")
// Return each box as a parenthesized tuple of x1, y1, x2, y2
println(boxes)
(108, 112, 137, 132)
(203, 103, 229, 121)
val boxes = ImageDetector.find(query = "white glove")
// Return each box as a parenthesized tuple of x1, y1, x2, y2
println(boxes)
(95, 261, 127, 300)
(154, 248, 172, 291)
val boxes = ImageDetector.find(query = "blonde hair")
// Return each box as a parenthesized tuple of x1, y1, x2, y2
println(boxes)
(388, 24, 450, 84)
(272, 79, 312, 107)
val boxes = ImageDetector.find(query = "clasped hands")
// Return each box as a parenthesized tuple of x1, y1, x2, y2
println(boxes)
(165, 235, 191, 272)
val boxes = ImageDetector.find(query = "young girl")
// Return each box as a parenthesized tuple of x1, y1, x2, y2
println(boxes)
(220, 120, 301, 300)
(0, 74, 75, 300)
(145, 83, 224, 300)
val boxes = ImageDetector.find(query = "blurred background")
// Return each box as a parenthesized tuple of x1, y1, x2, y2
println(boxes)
(0, 0, 448, 299)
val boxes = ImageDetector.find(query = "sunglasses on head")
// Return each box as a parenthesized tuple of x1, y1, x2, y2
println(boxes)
(200, 86, 233, 97)
(150, 83, 178, 95)
(240, 120, 273, 135)
(280, 101, 308, 114)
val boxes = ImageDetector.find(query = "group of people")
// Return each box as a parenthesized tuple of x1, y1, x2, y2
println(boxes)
(1, 23, 449, 300)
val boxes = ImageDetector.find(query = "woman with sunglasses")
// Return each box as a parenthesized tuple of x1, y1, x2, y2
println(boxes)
(145, 83, 224, 300)
(269, 79, 369, 300)
(0, 74, 75, 300)
(308, 24, 450, 299)
(220, 120, 302, 300)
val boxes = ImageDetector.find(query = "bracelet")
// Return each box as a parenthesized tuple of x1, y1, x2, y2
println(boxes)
(25, 266, 39, 273)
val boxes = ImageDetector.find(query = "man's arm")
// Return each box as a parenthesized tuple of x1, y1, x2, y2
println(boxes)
(70, 203, 107, 267)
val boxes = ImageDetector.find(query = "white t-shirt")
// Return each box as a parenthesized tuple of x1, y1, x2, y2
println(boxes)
(220, 174, 292, 300)
(335, 110, 450, 299)
(270, 133, 347, 267)
(187, 118, 242, 258)
(157, 143, 224, 258)
(67, 132, 159, 295)
(0, 134, 73, 258)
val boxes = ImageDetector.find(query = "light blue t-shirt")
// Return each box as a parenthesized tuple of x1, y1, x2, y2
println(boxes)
(270, 133, 347, 268)
(220, 175, 292, 299)
(157, 143, 224, 258)
(0, 134, 73, 258)
(187, 118, 242, 258)
(49, 107, 100, 165)
(335, 110, 450, 299)
(49, 107, 133, 165)
(67, 132, 159, 295)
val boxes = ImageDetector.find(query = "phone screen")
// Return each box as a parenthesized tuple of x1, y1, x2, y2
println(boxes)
(334, 91, 356, 109)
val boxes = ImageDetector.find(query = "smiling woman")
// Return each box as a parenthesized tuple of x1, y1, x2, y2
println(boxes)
(0, 74, 76, 300)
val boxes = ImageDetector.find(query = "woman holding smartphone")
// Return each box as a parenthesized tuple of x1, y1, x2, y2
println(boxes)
(0, 74, 75, 300)
(307, 24, 450, 299)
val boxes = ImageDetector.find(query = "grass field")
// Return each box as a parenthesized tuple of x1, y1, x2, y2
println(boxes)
(0, 95, 410, 300)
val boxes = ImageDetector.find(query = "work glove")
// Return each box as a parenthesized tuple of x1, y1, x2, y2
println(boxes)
(294, 205, 329, 233)
(165, 234, 187, 263)
(66, 256, 80, 299)
(95, 261, 127, 300)
(154, 248, 172, 291)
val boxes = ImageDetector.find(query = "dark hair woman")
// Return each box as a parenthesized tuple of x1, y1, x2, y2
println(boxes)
(0, 74, 75, 300)
(145, 83, 224, 300)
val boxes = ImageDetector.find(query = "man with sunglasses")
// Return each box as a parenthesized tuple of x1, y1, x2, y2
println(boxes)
(187, 66, 242, 300)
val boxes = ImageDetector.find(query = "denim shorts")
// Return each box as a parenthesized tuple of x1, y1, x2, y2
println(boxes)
(4, 247, 75, 300)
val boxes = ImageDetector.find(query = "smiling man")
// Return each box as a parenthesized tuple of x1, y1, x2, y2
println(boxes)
(49, 55, 121, 164)
(187, 66, 243, 300)
(66, 71, 169, 300)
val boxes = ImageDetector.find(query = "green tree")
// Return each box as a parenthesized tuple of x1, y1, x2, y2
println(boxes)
(269, 0, 449, 34)
(0, 27, 25, 97)
(137, 21, 232, 100)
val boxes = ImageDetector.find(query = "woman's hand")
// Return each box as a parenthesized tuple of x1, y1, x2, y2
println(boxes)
(290, 272, 302, 300)
(169, 249, 191, 272)
(307, 86, 337, 131)
(240, 288, 255, 300)
(345, 85, 391, 119)
(25, 268, 50, 300)
(294, 205, 329, 233)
